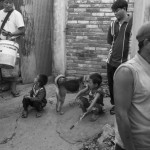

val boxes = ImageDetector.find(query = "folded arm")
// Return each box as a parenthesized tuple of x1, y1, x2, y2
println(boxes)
(30, 89, 46, 102)
(87, 93, 100, 112)
(75, 86, 88, 101)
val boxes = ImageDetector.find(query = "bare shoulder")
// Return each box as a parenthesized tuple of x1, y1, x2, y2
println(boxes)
(114, 66, 133, 83)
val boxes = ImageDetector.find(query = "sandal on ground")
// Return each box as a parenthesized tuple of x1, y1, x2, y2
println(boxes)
(59, 111, 64, 115)
(110, 106, 115, 115)
(22, 110, 28, 118)
(90, 114, 99, 122)
(11, 91, 20, 97)
(36, 112, 42, 118)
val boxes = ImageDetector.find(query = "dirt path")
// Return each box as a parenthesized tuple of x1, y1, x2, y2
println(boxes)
(0, 83, 114, 150)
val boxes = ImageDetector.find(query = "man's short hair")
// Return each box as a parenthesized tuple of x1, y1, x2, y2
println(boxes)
(111, 0, 128, 12)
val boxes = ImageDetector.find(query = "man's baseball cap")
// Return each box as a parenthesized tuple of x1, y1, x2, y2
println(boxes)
(136, 22, 150, 42)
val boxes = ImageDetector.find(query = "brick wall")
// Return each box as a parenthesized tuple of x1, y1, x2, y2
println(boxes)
(66, 0, 134, 78)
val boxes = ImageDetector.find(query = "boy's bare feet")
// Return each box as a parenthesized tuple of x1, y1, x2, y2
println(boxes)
(110, 106, 115, 115)
(36, 112, 42, 118)
(22, 110, 28, 118)
(59, 111, 64, 115)
(11, 91, 20, 97)
(90, 114, 99, 122)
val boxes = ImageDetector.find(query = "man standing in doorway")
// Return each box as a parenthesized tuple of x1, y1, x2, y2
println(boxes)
(0, 0, 25, 97)
(107, 0, 132, 114)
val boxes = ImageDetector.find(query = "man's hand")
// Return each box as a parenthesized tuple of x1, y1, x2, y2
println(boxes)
(1, 30, 12, 36)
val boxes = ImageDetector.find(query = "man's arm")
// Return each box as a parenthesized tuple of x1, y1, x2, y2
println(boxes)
(11, 27, 25, 36)
(107, 25, 113, 45)
(114, 67, 135, 150)
(10, 11, 25, 37)
(2, 27, 25, 37)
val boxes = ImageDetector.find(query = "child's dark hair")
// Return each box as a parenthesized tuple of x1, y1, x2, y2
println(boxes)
(111, 0, 128, 12)
(38, 74, 48, 87)
(89, 73, 102, 87)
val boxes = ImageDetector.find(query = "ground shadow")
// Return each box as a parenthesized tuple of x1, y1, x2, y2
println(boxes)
(56, 98, 114, 144)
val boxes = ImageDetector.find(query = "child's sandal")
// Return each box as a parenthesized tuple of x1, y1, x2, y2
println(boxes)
(36, 112, 42, 118)
(110, 106, 115, 115)
(22, 110, 28, 118)
(11, 91, 20, 97)
(59, 111, 64, 115)
(90, 114, 99, 122)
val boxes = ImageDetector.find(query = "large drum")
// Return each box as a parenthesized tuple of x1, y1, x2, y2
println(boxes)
(0, 40, 19, 69)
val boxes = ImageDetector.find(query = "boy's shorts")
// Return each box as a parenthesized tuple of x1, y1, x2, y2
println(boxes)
(79, 97, 103, 113)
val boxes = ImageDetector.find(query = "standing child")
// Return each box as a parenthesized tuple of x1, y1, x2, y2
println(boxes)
(22, 74, 48, 118)
(75, 73, 104, 122)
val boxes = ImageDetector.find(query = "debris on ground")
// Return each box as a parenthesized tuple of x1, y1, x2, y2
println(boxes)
(79, 124, 115, 150)
(102, 81, 110, 98)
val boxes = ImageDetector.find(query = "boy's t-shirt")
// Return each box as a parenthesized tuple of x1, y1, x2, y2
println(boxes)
(87, 86, 104, 106)
(30, 84, 47, 104)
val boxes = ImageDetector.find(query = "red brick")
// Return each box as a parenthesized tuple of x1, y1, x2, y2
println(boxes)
(65, 0, 134, 78)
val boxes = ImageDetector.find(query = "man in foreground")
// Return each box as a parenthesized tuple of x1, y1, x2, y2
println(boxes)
(114, 22, 150, 150)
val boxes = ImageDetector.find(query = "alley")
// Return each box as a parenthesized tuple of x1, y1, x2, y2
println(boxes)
(0, 83, 114, 150)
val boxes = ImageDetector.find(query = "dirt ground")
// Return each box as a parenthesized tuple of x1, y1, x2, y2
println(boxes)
(0, 82, 114, 150)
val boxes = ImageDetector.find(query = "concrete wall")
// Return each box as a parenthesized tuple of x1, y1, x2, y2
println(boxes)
(53, 0, 67, 75)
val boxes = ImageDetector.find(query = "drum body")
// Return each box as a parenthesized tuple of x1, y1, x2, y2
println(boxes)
(0, 40, 19, 69)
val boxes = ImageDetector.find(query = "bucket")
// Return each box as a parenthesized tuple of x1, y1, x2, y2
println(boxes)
(0, 40, 19, 69)
(1, 52, 20, 78)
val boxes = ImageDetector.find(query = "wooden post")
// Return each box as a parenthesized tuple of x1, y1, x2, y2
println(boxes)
(53, 0, 66, 75)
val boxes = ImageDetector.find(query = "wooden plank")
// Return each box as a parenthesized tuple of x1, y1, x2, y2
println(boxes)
(21, 52, 37, 83)
(14, 0, 54, 83)
(19, 0, 37, 83)
(33, 0, 53, 75)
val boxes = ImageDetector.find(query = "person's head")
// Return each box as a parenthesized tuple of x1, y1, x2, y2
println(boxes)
(88, 73, 102, 90)
(136, 22, 150, 54)
(111, 0, 128, 21)
(3, 0, 14, 12)
(34, 74, 48, 87)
